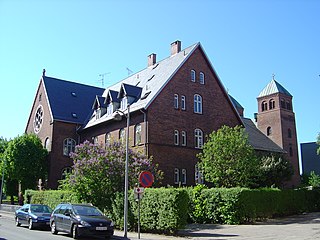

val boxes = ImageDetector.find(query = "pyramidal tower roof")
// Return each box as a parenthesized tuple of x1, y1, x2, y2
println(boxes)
(258, 78, 292, 98)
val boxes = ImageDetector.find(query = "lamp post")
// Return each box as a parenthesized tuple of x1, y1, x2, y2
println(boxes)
(0, 157, 5, 205)
(112, 104, 130, 238)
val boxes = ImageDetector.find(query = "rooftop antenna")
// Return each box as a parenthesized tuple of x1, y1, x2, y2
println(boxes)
(126, 67, 133, 76)
(272, 73, 276, 80)
(98, 72, 110, 87)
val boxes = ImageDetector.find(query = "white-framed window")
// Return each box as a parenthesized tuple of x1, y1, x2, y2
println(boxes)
(34, 105, 44, 133)
(174, 168, 180, 184)
(93, 136, 98, 144)
(181, 95, 186, 110)
(63, 138, 76, 156)
(174, 130, 179, 145)
(107, 103, 113, 115)
(191, 70, 196, 82)
(199, 72, 205, 84)
(194, 94, 203, 114)
(44, 137, 51, 151)
(181, 169, 187, 184)
(135, 124, 142, 145)
(96, 108, 102, 119)
(120, 97, 127, 110)
(195, 164, 204, 184)
(174, 94, 179, 109)
(119, 128, 126, 144)
(181, 131, 187, 146)
(105, 133, 111, 146)
(194, 128, 203, 149)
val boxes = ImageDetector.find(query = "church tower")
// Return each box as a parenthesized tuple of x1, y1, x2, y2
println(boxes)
(256, 76, 300, 187)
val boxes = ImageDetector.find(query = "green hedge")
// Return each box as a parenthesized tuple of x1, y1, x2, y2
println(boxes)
(24, 187, 320, 231)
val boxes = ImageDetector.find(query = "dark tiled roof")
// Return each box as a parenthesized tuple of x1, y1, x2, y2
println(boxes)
(118, 83, 142, 99)
(229, 94, 244, 110)
(242, 117, 285, 153)
(107, 90, 120, 103)
(43, 76, 104, 124)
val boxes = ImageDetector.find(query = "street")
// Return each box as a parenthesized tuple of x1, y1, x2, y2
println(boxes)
(2, 211, 320, 239)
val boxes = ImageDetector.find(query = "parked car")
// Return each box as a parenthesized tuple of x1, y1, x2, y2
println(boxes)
(50, 203, 114, 239)
(15, 204, 52, 230)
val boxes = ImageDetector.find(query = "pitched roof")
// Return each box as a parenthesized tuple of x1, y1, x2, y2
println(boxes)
(42, 76, 104, 124)
(242, 117, 285, 153)
(229, 94, 244, 110)
(258, 79, 292, 98)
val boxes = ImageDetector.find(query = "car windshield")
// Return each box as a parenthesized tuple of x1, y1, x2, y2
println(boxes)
(30, 205, 52, 213)
(73, 205, 103, 216)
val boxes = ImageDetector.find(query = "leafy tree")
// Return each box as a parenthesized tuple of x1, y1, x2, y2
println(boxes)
(61, 140, 162, 212)
(257, 154, 293, 187)
(4, 134, 48, 192)
(0, 137, 9, 203)
(308, 171, 320, 188)
(198, 125, 259, 188)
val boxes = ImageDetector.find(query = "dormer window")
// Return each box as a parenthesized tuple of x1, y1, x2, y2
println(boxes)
(107, 103, 113, 115)
(120, 97, 128, 110)
(96, 108, 101, 119)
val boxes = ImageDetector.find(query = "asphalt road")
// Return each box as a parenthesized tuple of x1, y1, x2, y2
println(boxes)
(1, 211, 320, 239)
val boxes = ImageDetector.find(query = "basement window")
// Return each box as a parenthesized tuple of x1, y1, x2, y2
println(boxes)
(71, 92, 77, 97)
(72, 113, 77, 118)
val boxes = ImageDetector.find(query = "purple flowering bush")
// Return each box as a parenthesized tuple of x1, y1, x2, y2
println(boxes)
(61, 140, 162, 212)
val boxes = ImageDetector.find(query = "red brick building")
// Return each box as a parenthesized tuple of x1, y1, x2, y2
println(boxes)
(25, 41, 300, 189)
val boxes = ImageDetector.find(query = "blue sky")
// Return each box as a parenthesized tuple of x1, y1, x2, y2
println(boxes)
(0, 0, 319, 147)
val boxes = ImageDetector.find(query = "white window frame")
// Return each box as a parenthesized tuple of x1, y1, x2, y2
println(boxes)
(135, 124, 142, 145)
(194, 128, 203, 149)
(194, 94, 203, 114)
(107, 103, 113, 115)
(105, 133, 111, 146)
(93, 136, 99, 144)
(96, 108, 102, 119)
(181, 169, 187, 184)
(174, 94, 179, 109)
(120, 97, 128, 110)
(191, 70, 196, 82)
(119, 128, 126, 144)
(63, 138, 76, 156)
(181, 131, 187, 146)
(181, 95, 186, 110)
(174, 130, 179, 145)
(174, 168, 180, 184)
(195, 165, 204, 184)
(61, 167, 72, 180)
(199, 72, 205, 84)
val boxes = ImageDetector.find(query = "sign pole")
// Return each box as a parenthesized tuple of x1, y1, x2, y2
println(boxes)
(138, 193, 141, 239)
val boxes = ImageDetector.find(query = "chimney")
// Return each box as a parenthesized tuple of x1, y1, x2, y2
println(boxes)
(171, 40, 181, 55)
(148, 53, 156, 67)
(42, 69, 46, 76)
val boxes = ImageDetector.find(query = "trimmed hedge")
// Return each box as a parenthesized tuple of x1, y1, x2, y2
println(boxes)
(24, 187, 320, 231)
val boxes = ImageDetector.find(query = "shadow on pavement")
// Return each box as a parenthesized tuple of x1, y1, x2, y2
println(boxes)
(178, 224, 238, 238)
(254, 212, 320, 225)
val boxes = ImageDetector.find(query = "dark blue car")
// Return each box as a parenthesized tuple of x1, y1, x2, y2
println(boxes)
(15, 204, 52, 230)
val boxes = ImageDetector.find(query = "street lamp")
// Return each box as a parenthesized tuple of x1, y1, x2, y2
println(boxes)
(112, 104, 130, 239)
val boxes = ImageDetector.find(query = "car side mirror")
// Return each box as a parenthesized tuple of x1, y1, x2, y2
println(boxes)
(65, 212, 71, 216)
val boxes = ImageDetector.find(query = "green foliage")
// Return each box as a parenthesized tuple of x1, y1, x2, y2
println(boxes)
(308, 171, 320, 188)
(24, 189, 79, 209)
(258, 154, 294, 187)
(61, 140, 162, 212)
(3, 134, 48, 191)
(198, 125, 259, 188)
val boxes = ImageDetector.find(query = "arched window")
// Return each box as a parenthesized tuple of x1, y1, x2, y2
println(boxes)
(174, 130, 179, 145)
(119, 128, 126, 144)
(269, 99, 275, 110)
(289, 145, 293, 157)
(61, 167, 72, 180)
(181, 131, 187, 146)
(261, 101, 268, 111)
(135, 124, 142, 145)
(288, 129, 292, 138)
(199, 72, 205, 84)
(191, 70, 196, 82)
(174, 168, 180, 184)
(267, 126, 272, 136)
(181, 169, 187, 184)
(174, 94, 179, 109)
(44, 137, 51, 151)
(194, 94, 202, 114)
(181, 95, 186, 110)
(194, 128, 203, 149)
(105, 133, 111, 146)
(63, 138, 76, 156)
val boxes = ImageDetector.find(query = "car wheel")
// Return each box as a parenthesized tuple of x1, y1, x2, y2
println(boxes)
(28, 219, 34, 230)
(15, 217, 21, 227)
(72, 224, 79, 239)
(51, 221, 58, 235)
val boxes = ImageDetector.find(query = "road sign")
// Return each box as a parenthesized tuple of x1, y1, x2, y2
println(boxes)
(134, 187, 144, 200)
(139, 171, 154, 188)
